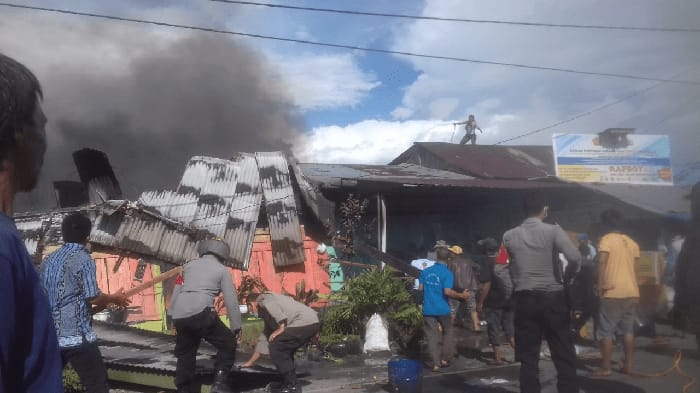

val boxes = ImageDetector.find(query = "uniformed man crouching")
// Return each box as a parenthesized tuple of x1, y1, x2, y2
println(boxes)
(257, 292, 320, 393)
(169, 239, 242, 393)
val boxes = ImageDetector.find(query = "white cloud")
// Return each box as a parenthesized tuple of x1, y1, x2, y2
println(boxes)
(294, 108, 549, 164)
(390, 0, 700, 124)
(391, 106, 414, 119)
(295, 120, 455, 164)
(267, 53, 380, 111)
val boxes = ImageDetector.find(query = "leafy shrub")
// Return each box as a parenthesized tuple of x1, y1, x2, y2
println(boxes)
(320, 268, 422, 353)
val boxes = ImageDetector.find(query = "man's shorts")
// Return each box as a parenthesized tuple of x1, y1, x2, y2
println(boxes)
(597, 298, 638, 340)
(449, 296, 476, 316)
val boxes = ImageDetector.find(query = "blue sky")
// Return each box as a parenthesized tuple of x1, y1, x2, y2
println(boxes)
(2, 0, 699, 205)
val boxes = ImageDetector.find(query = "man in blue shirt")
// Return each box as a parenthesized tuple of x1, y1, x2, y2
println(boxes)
(0, 53, 63, 393)
(41, 213, 130, 393)
(419, 244, 470, 372)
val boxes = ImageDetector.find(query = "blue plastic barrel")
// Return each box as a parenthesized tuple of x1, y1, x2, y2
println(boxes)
(387, 358, 423, 393)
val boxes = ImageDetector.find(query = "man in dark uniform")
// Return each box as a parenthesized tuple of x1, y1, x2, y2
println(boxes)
(169, 239, 242, 393)
(675, 182, 700, 352)
(257, 291, 320, 393)
(504, 194, 581, 393)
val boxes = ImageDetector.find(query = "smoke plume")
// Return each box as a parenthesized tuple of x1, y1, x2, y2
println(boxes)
(1, 10, 304, 211)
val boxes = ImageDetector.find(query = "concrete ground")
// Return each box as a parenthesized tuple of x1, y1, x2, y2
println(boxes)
(110, 323, 699, 393)
(295, 323, 700, 393)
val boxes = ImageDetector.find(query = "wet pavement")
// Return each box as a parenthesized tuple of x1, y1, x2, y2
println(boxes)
(109, 323, 699, 392)
(295, 323, 699, 393)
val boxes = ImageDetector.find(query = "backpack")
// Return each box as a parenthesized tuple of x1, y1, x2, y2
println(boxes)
(493, 263, 514, 301)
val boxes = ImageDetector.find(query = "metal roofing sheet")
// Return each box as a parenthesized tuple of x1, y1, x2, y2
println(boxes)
(391, 142, 555, 179)
(131, 155, 263, 269)
(297, 163, 566, 190)
(222, 153, 262, 269)
(256, 152, 305, 267)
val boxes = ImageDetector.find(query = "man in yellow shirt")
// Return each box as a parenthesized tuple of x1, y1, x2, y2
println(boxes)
(592, 209, 640, 377)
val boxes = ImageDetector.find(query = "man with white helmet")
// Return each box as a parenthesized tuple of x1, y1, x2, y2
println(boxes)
(169, 239, 242, 393)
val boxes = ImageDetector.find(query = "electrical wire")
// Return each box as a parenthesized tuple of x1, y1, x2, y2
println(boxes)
(2, 2, 700, 85)
(492, 68, 699, 145)
(210, 0, 700, 33)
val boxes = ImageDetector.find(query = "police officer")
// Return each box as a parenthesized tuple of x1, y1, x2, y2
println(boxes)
(169, 239, 242, 393)
(258, 292, 320, 393)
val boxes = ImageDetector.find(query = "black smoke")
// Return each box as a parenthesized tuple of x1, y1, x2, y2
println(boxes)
(15, 33, 304, 211)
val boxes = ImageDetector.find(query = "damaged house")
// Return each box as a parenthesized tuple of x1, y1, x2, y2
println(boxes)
(17, 148, 331, 328)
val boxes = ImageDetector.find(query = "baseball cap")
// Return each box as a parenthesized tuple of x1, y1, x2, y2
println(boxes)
(477, 238, 499, 253)
(447, 245, 463, 255)
(433, 240, 448, 249)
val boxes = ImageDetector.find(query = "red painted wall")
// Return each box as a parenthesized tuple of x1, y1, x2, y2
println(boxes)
(94, 236, 330, 324)
(94, 256, 161, 323)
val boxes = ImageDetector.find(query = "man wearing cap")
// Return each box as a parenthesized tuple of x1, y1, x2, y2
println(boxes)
(476, 238, 515, 365)
(675, 182, 700, 351)
(420, 243, 470, 372)
(169, 239, 242, 393)
(447, 244, 480, 331)
(503, 193, 581, 393)
(256, 291, 320, 393)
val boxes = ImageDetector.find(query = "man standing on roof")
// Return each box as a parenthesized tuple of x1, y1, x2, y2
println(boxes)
(41, 212, 131, 393)
(0, 52, 63, 393)
(257, 291, 320, 393)
(504, 193, 581, 393)
(454, 114, 483, 145)
(169, 239, 242, 393)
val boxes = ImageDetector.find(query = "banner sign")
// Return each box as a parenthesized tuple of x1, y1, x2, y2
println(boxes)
(552, 134, 673, 185)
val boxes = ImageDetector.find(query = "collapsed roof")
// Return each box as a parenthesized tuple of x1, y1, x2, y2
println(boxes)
(16, 151, 307, 269)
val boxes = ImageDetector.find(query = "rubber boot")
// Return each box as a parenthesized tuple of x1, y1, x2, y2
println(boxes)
(211, 369, 234, 393)
(277, 371, 301, 393)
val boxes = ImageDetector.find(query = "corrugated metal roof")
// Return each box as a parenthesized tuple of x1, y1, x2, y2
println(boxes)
(390, 142, 555, 179)
(290, 161, 336, 228)
(17, 156, 265, 269)
(14, 216, 44, 258)
(221, 153, 263, 269)
(125, 155, 263, 269)
(256, 152, 305, 267)
(298, 163, 567, 190)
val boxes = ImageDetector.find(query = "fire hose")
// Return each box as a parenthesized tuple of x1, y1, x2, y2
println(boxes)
(628, 351, 696, 393)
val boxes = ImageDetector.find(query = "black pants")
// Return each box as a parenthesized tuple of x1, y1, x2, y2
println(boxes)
(485, 305, 515, 346)
(269, 323, 320, 385)
(571, 265, 598, 332)
(174, 309, 237, 392)
(460, 133, 477, 145)
(514, 290, 578, 393)
(61, 341, 109, 393)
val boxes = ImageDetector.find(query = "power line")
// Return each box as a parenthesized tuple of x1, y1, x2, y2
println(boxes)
(2, 2, 700, 86)
(492, 69, 697, 145)
(210, 0, 700, 33)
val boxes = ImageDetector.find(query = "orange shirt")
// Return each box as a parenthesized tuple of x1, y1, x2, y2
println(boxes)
(598, 232, 640, 299)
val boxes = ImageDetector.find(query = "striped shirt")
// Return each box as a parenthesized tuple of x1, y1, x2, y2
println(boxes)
(41, 243, 101, 348)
